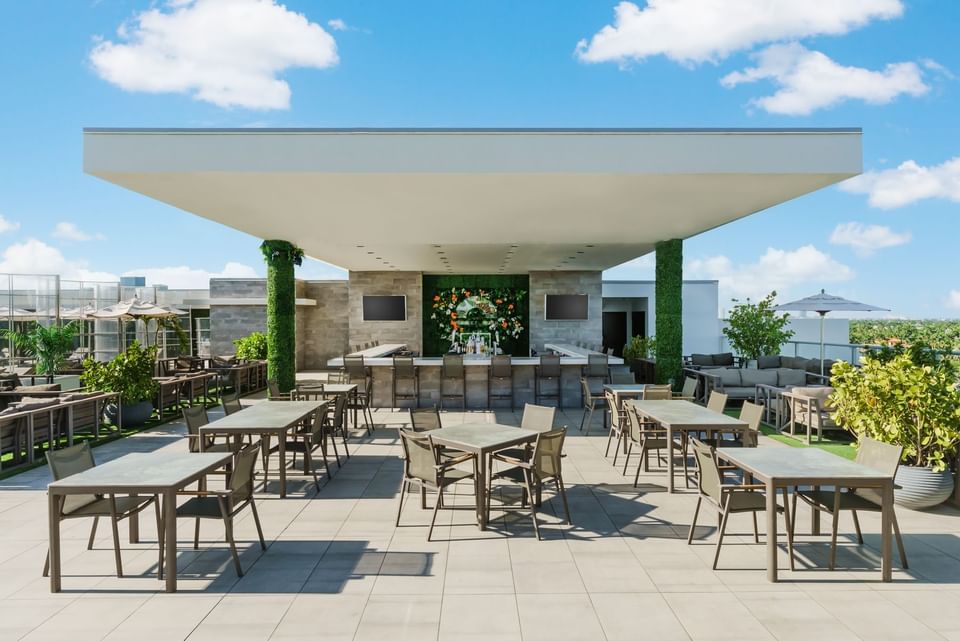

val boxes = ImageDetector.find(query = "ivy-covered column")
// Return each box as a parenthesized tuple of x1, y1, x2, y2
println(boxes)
(260, 240, 303, 392)
(655, 239, 683, 386)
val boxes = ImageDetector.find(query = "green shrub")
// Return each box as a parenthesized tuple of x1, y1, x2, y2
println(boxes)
(722, 291, 794, 362)
(81, 342, 159, 405)
(623, 335, 656, 361)
(830, 355, 960, 471)
(655, 240, 683, 386)
(234, 331, 268, 361)
(1, 321, 78, 375)
(261, 240, 302, 392)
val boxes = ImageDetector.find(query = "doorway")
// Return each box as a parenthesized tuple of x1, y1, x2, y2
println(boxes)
(602, 311, 627, 358)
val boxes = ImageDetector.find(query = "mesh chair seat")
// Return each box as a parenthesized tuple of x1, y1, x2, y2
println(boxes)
(724, 490, 767, 512)
(795, 488, 883, 512)
(65, 495, 155, 517)
(176, 496, 231, 519)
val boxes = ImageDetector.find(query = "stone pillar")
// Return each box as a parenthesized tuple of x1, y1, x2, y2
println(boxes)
(655, 239, 683, 386)
(260, 240, 303, 392)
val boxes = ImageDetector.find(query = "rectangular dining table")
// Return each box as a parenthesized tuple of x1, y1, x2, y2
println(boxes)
(47, 451, 232, 593)
(627, 400, 749, 493)
(295, 383, 359, 429)
(603, 384, 648, 407)
(719, 447, 895, 582)
(200, 400, 328, 498)
(429, 423, 539, 530)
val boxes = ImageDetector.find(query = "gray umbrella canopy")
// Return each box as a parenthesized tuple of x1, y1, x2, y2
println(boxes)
(773, 289, 888, 375)
(88, 298, 187, 320)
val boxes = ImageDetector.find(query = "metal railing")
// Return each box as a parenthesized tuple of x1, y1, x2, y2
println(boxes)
(783, 340, 960, 366)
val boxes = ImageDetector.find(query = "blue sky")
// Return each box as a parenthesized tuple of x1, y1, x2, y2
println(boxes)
(0, 0, 958, 316)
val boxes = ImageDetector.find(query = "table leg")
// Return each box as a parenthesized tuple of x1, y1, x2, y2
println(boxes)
(163, 489, 177, 593)
(766, 479, 778, 582)
(129, 495, 139, 543)
(278, 435, 287, 498)
(476, 451, 487, 530)
(811, 485, 821, 535)
(881, 480, 893, 582)
(48, 493, 61, 593)
(666, 425, 675, 493)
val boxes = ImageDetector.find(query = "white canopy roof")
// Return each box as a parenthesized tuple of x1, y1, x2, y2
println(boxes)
(83, 128, 862, 274)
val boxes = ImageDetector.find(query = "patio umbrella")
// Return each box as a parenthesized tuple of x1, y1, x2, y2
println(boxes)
(773, 289, 888, 376)
(89, 298, 188, 352)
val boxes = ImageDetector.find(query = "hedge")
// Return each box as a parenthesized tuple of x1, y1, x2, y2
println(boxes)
(261, 240, 303, 392)
(655, 239, 683, 386)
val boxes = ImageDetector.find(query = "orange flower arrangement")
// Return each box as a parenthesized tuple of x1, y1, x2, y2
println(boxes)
(433, 295, 441, 302)
(450, 312, 458, 320)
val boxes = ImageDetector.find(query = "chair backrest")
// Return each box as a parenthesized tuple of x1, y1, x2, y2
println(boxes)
(604, 392, 621, 427)
(343, 355, 367, 381)
(490, 354, 512, 378)
(520, 403, 555, 432)
(856, 437, 903, 476)
(586, 354, 608, 378)
(539, 354, 561, 378)
(305, 404, 328, 446)
(642, 384, 673, 400)
(400, 430, 438, 484)
(229, 444, 260, 505)
(739, 401, 763, 434)
(442, 354, 464, 379)
(46, 443, 98, 514)
(625, 405, 648, 442)
(691, 438, 723, 505)
(580, 378, 594, 408)
(393, 356, 416, 378)
(706, 391, 728, 414)
(610, 369, 635, 384)
(183, 405, 209, 453)
(409, 406, 442, 432)
(267, 379, 283, 399)
(328, 392, 348, 429)
(222, 391, 242, 415)
(532, 428, 566, 479)
(680, 376, 698, 399)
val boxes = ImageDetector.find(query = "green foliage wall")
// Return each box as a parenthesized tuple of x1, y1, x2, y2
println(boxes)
(261, 240, 303, 392)
(655, 240, 683, 386)
(422, 275, 529, 357)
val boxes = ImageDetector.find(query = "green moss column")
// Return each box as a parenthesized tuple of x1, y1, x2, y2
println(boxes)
(655, 239, 683, 386)
(260, 240, 304, 392)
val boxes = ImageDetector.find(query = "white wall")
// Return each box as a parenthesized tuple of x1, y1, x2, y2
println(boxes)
(602, 280, 720, 355)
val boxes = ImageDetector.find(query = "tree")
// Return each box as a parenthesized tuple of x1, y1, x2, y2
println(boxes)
(1, 321, 78, 376)
(722, 292, 794, 363)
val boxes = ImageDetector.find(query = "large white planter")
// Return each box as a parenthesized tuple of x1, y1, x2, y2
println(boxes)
(895, 466, 954, 510)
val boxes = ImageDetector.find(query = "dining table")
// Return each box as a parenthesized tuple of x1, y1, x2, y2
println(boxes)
(626, 399, 750, 492)
(603, 383, 648, 408)
(200, 400, 328, 498)
(719, 447, 896, 582)
(428, 422, 539, 530)
(47, 451, 232, 593)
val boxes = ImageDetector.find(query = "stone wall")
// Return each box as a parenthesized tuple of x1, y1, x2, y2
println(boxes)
(528, 271, 603, 353)
(208, 279, 268, 357)
(348, 271, 422, 354)
(299, 280, 350, 369)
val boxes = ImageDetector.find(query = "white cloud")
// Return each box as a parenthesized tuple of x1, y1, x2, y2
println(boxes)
(687, 245, 854, 303)
(90, 0, 339, 110)
(52, 222, 105, 242)
(603, 253, 655, 280)
(0, 239, 118, 282)
(829, 222, 911, 257)
(720, 43, 928, 115)
(0, 215, 21, 235)
(327, 18, 347, 31)
(947, 290, 960, 311)
(297, 257, 347, 280)
(840, 157, 960, 208)
(575, 0, 902, 66)
(122, 262, 259, 289)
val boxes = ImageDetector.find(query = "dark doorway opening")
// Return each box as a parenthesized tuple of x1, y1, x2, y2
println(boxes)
(602, 311, 627, 358)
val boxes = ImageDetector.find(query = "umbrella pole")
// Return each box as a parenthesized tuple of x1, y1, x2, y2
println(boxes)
(819, 312, 826, 377)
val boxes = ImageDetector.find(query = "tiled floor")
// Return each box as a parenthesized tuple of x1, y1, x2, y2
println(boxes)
(3, 397, 960, 640)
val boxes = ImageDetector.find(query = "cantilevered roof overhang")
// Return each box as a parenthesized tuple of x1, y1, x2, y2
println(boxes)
(83, 128, 861, 274)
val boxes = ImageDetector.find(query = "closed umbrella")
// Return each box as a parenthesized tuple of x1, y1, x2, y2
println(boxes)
(773, 289, 888, 376)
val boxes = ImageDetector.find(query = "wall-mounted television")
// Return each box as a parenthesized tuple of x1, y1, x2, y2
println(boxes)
(362, 295, 407, 321)
(545, 294, 588, 321)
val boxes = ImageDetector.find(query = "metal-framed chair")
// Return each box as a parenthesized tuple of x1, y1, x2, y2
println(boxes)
(706, 390, 728, 414)
(623, 403, 687, 487)
(440, 354, 465, 409)
(283, 404, 339, 488)
(603, 391, 628, 464)
(535, 354, 562, 408)
(579, 377, 605, 434)
(221, 390, 243, 415)
(43, 443, 161, 579)
(487, 354, 514, 409)
(392, 356, 419, 409)
(585, 353, 610, 384)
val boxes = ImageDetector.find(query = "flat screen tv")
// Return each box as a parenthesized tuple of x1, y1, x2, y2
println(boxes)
(362, 295, 407, 321)
(544, 294, 588, 321)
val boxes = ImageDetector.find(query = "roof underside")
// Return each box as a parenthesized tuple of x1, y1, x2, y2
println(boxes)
(83, 128, 862, 273)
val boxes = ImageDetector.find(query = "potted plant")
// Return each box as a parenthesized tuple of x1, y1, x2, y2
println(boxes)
(233, 331, 268, 361)
(81, 342, 159, 427)
(0, 321, 79, 380)
(830, 350, 960, 509)
(622, 335, 656, 378)
(722, 291, 794, 367)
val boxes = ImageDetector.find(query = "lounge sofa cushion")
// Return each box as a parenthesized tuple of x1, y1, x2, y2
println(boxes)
(712, 352, 735, 367)
(715, 368, 742, 387)
(756, 355, 782, 369)
(779, 356, 807, 371)
(15, 383, 61, 392)
(13, 397, 60, 410)
(805, 359, 836, 374)
(690, 354, 714, 367)
(776, 368, 808, 387)
(740, 368, 778, 387)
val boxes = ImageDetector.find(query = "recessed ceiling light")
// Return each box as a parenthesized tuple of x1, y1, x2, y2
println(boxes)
(576, 251, 584, 254)
(357, 245, 364, 248)
(585, 244, 594, 248)
(367, 251, 374, 254)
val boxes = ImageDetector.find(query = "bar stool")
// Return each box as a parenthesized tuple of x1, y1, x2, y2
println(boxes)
(343, 355, 374, 434)
(487, 354, 513, 409)
(392, 356, 419, 409)
(583, 353, 610, 406)
(440, 354, 466, 409)
(535, 354, 563, 408)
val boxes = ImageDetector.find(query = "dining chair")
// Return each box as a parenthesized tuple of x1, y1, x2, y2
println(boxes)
(283, 404, 338, 489)
(488, 428, 570, 540)
(409, 406, 442, 432)
(687, 438, 795, 570)
(163, 444, 266, 578)
(579, 377, 605, 434)
(604, 391, 628, 464)
(267, 379, 291, 401)
(623, 403, 687, 487)
(790, 437, 908, 570)
(495, 403, 556, 462)
(183, 405, 231, 454)
(675, 376, 698, 401)
(395, 430, 477, 541)
(609, 369, 636, 384)
(221, 390, 243, 415)
(706, 390, 728, 414)
(642, 384, 673, 400)
(43, 443, 161, 579)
